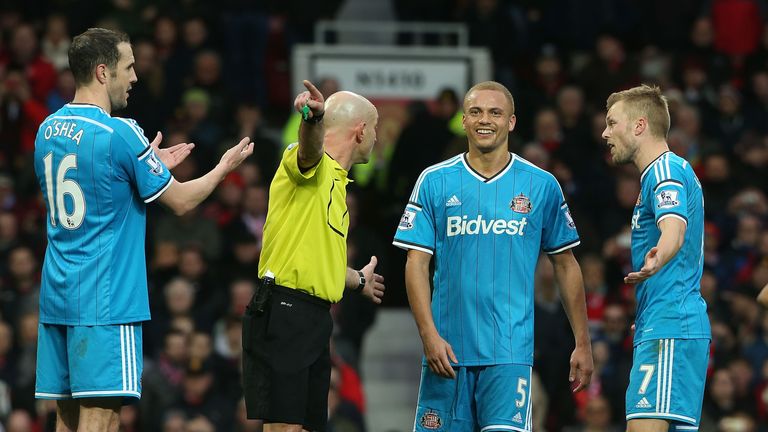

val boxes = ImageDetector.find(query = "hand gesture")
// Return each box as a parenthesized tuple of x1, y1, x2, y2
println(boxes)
(624, 247, 661, 284)
(294, 80, 325, 120)
(150, 132, 195, 170)
(217, 137, 254, 174)
(569, 344, 594, 393)
(359, 256, 386, 304)
(422, 332, 458, 379)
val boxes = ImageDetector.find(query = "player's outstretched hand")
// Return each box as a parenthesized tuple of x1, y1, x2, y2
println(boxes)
(359, 256, 386, 304)
(294, 80, 325, 120)
(150, 131, 195, 170)
(422, 332, 458, 379)
(217, 137, 254, 173)
(624, 246, 661, 284)
(569, 344, 593, 393)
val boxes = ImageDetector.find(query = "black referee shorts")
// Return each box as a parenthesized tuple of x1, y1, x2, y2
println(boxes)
(242, 283, 333, 432)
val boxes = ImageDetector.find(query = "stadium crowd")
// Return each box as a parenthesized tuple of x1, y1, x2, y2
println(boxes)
(0, 0, 767, 431)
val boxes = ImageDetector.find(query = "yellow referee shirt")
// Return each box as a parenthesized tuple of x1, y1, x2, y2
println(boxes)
(258, 143, 351, 303)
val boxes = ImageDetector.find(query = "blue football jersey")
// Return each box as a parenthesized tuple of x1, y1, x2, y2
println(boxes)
(631, 151, 710, 344)
(34, 104, 173, 325)
(393, 153, 580, 366)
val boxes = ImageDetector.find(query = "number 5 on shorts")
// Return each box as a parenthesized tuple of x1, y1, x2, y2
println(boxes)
(638, 364, 655, 394)
(515, 378, 528, 408)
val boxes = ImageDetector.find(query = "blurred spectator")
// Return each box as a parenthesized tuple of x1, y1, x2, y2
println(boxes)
(577, 34, 639, 111)
(327, 362, 365, 432)
(1, 24, 56, 102)
(707, 85, 746, 151)
(387, 101, 453, 206)
(534, 256, 577, 429)
(229, 102, 280, 181)
(0, 321, 15, 385)
(564, 395, 622, 432)
(175, 361, 234, 431)
(0, 69, 49, 172)
(162, 410, 187, 432)
(0, 246, 39, 329)
(121, 39, 165, 134)
(701, 153, 738, 220)
(202, 172, 244, 228)
(4, 409, 32, 432)
(45, 68, 74, 112)
(154, 208, 222, 261)
(744, 71, 768, 135)
(40, 14, 71, 72)
(334, 189, 382, 370)
(141, 330, 189, 431)
(711, 0, 762, 57)
(702, 368, 738, 428)
(185, 415, 215, 432)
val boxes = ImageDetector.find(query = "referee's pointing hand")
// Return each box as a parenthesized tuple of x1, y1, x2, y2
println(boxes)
(294, 80, 325, 120)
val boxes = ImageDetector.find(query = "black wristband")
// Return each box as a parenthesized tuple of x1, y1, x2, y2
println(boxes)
(356, 270, 366, 292)
(303, 111, 324, 124)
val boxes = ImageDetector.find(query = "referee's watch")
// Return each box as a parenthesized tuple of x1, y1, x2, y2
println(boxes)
(356, 270, 366, 292)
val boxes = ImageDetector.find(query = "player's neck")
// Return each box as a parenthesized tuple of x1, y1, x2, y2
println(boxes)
(634, 139, 670, 173)
(72, 87, 111, 114)
(466, 147, 510, 178)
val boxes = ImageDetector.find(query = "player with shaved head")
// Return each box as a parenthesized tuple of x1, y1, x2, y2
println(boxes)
(242, 80, 385, 432)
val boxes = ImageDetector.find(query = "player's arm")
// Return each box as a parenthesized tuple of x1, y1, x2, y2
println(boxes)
(757, 283, 768, 308)
(345, 258, 386, 304)
(294, 80, 325, 170)
(406, 249, 457, 379)
(625, 217, 686, 284)
(158, 137, 254, 215)
(549, 250, 593, 392)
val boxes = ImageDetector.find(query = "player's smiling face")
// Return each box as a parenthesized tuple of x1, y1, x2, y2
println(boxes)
(462, 89, 516, 154)
(602, 100, 638, 165)
(106, 42, 137, 112)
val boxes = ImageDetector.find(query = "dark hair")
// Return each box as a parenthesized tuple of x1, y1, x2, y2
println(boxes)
(68, 28, 130, 87)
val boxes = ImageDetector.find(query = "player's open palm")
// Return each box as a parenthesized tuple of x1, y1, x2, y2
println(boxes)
(218, 137, 254, 173)
(150, 131, 195, 170)
(625, 247, 661, 284)
(422, 332, 458, 379)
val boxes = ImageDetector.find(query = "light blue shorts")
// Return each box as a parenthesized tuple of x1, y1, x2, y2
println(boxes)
(414, 364, 532, 432)
(626, 338, 709, 430)
(35, 323, 143, 400)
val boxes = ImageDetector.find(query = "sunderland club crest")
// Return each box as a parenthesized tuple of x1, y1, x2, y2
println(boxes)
(511, 193, 532, 214)
(420, 410, 442, 430)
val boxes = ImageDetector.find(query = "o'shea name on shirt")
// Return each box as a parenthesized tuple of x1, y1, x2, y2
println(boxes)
(43, 121, 84, 145)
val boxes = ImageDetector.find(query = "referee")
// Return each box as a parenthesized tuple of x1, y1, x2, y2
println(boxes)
(242, 80, 386, 432)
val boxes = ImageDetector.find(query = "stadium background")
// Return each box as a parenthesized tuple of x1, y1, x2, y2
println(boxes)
(0, 0, 767, 431)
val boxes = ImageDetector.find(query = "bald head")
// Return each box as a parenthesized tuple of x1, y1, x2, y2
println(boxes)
(324, 91, 377, 129)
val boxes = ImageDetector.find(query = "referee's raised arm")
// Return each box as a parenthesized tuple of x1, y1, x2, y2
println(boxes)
(295, 79, 325, 170)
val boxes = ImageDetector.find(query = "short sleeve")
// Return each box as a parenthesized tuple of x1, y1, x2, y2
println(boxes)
(541, 179, 580, 254)
(392, 173, 437, 255)
(281, 143, 323, 183)
(651, 162, 688, 227)
(112, 118, 173, 203)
